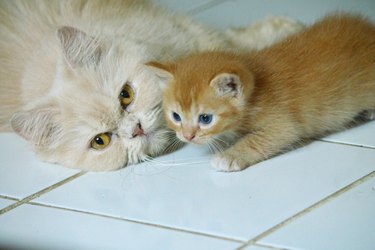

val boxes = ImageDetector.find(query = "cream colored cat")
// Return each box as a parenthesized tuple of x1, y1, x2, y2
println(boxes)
(0, 0, 303, 171)
(151, 14, 375, 172)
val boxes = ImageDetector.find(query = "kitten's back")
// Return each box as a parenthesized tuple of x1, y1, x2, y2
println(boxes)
(247, 14, 375, 135)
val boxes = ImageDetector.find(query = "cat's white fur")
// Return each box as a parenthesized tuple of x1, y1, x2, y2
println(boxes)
(0, 0, 303, 171)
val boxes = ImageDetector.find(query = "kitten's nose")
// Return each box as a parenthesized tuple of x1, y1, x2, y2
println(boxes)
(183, 133, 195, 141)
(132, 123, 144, 137)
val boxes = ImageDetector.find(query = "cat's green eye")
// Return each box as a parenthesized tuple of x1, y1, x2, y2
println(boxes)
(119, 84, 135, 109)
(90, 133, 111, 150)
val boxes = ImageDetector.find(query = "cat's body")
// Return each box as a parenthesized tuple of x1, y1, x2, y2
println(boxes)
(0, 0, 303, 171)
(153, 14, 375, 171)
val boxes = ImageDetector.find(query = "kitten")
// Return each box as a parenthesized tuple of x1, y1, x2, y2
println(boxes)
(0, 0, 303, 171)
(149, 14, 375, 172)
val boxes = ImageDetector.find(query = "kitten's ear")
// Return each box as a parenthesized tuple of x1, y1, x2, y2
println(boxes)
(57, 26, 102, 68)
(11, 105, 61, 147)
(146, 61, 174, 89)
(210, 73, 243, 98)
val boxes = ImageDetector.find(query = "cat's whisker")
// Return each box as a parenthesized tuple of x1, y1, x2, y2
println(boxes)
(211, 138, 225, 154)
(206, 141, 214, 154)
(207, 139, 221, 154)
(212, 136, 231, 147)
(156, 130, 176, 136)
(143, 151, 211, 166)
(144, 157, 209, 167)
(164, 137, 184, 154)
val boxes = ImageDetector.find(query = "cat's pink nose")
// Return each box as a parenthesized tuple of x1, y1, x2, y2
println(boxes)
(132, 123, 144, 137)
(183, 134, 195, 141)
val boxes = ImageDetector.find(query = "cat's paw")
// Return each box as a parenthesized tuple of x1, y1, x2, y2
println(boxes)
(211, 153, 247, 172)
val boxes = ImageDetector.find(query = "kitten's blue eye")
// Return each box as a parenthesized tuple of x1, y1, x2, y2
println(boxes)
(172, 112, 181, 122)
(199, 114, 213, 125)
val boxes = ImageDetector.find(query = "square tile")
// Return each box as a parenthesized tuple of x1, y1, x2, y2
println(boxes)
(0, 133, 80, 199)
(0, 198, 15, 210)
(0, 203, 240, 250)
(322, 121, 375, 148)
(35, 142, 375, 241)
(241, 244, 275, 250)
(260, 175, 375, 250)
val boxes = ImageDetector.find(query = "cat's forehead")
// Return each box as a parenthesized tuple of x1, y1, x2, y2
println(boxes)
(166, 85, 216, 115)
(168, 76, 204, 108)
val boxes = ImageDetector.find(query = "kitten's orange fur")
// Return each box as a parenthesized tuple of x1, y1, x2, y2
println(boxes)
(150, 14, 375, 171)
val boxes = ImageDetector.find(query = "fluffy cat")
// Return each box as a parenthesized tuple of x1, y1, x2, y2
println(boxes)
(150, 14, 375, 172)
(0, 0, 303, 171)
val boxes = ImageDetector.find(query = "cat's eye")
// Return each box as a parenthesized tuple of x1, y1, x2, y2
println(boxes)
(199, 114, 213, 125)
(172, 112, 181, 122)
(90, 133, 112, 150)
(119, 84, 135, 109)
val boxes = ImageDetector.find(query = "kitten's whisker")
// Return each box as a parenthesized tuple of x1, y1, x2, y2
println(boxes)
(207, 139, 217, 153)
(211, 138, 226, 153)
(163, 136, 184, 154)
(143, 153, 210, 167)
(213, 136, 231, 147)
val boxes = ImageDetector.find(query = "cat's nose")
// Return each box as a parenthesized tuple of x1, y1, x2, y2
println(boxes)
(132, 123, 144, 137)
(183, 133, 195, 141)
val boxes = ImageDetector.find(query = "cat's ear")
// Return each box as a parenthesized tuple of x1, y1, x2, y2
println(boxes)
(57, 26, 102, 68)
(11, 105, 61, 147)
(210, 73, 243, 98)
(146, 61, 174, 89)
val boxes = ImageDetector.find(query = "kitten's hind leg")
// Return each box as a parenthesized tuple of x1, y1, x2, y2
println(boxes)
(211, 124, 301, 172)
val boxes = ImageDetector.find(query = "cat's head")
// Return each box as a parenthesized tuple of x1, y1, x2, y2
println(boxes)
(10, 26, 174, 171)
(148, 52, 254, 146)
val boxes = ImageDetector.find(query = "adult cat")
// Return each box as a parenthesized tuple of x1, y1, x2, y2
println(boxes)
(0, 0, 303, 171)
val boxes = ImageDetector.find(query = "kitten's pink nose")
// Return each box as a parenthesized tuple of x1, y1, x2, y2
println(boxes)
(132, 123, 144, 137)
(183, 134, 195, 141)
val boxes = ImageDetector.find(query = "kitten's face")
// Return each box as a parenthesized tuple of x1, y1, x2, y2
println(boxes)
(11, 27, 173, 171)
(149, 52, 254, 146)
(163, 84, 239, 145)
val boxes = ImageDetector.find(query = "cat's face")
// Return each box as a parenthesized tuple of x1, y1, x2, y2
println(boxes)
(11, 27, 173, 171)
(148, 52, 254, 146)
(163, 78, 239, 145)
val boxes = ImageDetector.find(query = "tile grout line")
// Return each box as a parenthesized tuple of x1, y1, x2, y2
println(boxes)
(239, 242, 288, 250)
(318, 139, 375, 150)
(0, 172, 85, 215)
(236, 170, 375, 250)
(26, 200, 245, 244)
(187, 0, 228, 16)
(0, 195, 19, 201)
(252, 242, 289, 250)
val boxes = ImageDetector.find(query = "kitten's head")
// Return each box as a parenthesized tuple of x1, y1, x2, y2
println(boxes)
(11, 26, 174, 171)
(148, 52, 254, 145)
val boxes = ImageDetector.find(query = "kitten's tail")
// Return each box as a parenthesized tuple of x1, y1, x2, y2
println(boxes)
(225, 16, 305, 50)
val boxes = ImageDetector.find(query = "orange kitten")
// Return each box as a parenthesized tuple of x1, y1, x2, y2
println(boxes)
(149, 14, 375, 172)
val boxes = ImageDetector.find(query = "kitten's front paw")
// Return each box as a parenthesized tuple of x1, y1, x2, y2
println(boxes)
(211, 153, 247, 172)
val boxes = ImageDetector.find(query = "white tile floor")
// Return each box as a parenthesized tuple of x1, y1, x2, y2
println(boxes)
(1, 1, 375, 250)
